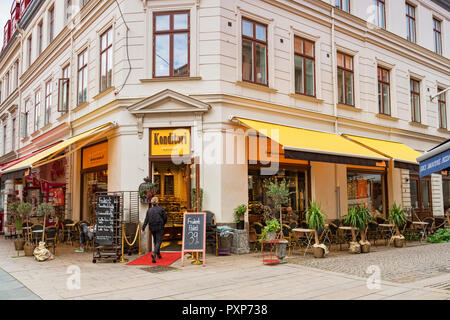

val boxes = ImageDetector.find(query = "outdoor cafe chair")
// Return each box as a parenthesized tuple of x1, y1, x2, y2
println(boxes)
(30, 224, 44, 246)
(44, 226, 58, 255)
(366, 221, 379, 246)
(327, 222, 340, 250)
(423, 217, 435, 236)
(434, 217, 447, 231)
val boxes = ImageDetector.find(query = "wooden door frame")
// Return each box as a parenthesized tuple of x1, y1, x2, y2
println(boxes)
(409, 173, 432, 220)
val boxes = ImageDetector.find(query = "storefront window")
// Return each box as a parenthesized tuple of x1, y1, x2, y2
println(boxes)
(443, 178, 450, 210)
(248, 169, 308, 221)
(82, 170, 108, 222)
(347, 172, 385, 215)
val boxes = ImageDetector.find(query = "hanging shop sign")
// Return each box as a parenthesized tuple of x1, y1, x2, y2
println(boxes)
(82, 142, 108, 169)
(151, 129, 190, 157)
(49, 188, 64, 206)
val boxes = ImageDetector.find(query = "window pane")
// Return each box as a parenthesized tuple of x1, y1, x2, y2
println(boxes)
(173, 33, 189, 76)
(342, 0, 349, 12)
(338, 69, 345, 104)
(305, 59, 315, 96)
(255, 24, 266, 42)
(242, 39, 253, 82)
(242, 20, 253, 38)
(155, 34, 170, 77)
(156, 15, 170, 31)
(101, 52, 107, 91)
(378, 3, 385, 28)
(414, 81, 419, 92)
(345, 56, 352, 70)
(410, 180, 418, 209)
(304, 41, 314, 57)
(337, 53, 344, 68)
(294, 37, 303, 55)
(255, 43, 267, 85)
(378, 83, 382, 113)
(421, 181, 430, 208)
(107, 48, 112, 88)
(294, 56, 304, 94)
(101, 33, 107, 51)
(174, 14, 188, 30)
(383, 84, 390, 115)
(345, 72, 354, 105)
(411, 20, 416, 42)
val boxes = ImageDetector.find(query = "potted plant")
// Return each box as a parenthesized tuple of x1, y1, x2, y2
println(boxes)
(139, 177, 157, 204)
(17, 202, 34, 256)
(264, 179, 293, 237)
(233, 204, 247, 230)
(357, 203, 373, 253)
(259, 219, 280, 242)
(9, 202, 24, 253)
(37, 202, 54, 244)
(388, 203, 406, 248)
(305, 201, 327, 258)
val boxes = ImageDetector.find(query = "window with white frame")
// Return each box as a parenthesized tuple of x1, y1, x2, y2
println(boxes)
(294, 36, 315, 97)
(242, 18, 268, 86)
(11, 118, 15, 150)
(378, 67, 390, 115)
(34, 91, 40, 132)
(3, 124, 6, 155)
(410, 78, 421, 122)
(5, 72, 9, 98)
(406, 2, 416, 43)
(335, 0, 350, 12)
(48, 6, 55, 43)
(37, 21, 43, 55)
(45, 81, 52, 126)
(433, 18, 442, 55)
(58, 65, 70, 113)
(66, 0, 72, 23)
(21, 100, 30, 138)
(100, 27, 113, 92)
(438, 88, 447, 129)
(337, 52, 354, 106)
(77, 49, 88, 105)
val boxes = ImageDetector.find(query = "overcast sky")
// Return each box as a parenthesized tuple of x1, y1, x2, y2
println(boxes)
(0, 1, 13, 48)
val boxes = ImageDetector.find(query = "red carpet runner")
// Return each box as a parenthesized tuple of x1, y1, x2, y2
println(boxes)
(127, 252, 181, 266)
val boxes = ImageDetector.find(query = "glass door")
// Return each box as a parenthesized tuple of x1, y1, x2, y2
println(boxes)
(410, 174, 432, 221)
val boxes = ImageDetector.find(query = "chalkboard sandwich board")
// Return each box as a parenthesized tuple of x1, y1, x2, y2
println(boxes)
(181, 212, 206, 267)
(96, 195, 116, 246)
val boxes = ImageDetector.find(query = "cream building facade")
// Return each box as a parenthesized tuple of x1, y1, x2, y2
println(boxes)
(0, 0, 449, 250)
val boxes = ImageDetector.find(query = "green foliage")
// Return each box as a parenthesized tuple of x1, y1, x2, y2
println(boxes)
(344, 203, 372, 231)
(139, 177, 157, 202)
(233, 204, 247, 223)
(9, 201, 20, 214)
(259, 219, 280, 243)
(17, 202, 33, 216)
(36, 202, 54, 217)
(14, 216, 23, 234)
(191, 188, 204, 211)
(305, 201, 325, 231)
(264, 179, 293, 209)
(388, 203, 406, 228)
(426, 228, 450, 243)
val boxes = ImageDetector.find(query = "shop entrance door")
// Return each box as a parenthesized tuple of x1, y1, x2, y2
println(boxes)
(410, 174, 432, 221)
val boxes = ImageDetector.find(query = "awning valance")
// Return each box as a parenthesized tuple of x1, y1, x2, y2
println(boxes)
(234, 118, 389, 166)
(1, 123, 114, 175)
(342, 135, 422, 170)
(417, 140, 450, 178)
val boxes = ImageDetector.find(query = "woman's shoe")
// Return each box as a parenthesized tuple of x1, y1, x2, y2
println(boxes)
(157, 253, 162, 260)
(151, 254, 156, 263)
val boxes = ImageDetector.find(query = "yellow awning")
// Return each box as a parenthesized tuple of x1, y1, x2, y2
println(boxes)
(2, 123, 114, 174)
(343, 135, 422, 165)
(235, 118, 388, 164)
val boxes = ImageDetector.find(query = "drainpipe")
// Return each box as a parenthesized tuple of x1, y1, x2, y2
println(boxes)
(16, 22, 24, 157)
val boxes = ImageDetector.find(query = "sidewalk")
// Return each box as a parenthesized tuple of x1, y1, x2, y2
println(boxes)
(0, 267, 41, 300)
(0, 236, 449, 300)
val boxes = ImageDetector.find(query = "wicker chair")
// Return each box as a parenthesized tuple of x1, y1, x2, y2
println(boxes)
(434, 217, 447, 231)
(423, 217, 435, 236)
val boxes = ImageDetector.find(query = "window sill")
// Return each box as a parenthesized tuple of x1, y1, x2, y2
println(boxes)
(21, 136, 30, 143)
(30, 130, 41, 138)
(40, 123, 52, 132)
(289, 93, 324, 104)
(56, 113, 69, 122)
(235, 81, 278, 93)
(337, 103, 361, 112)
(408, 121, 428, 129)
(437, 128, 450, 134)
(72, 101, 89, 113)
(140, 77, 202, 82)
(93, 86, 116, 100)
(376, 113, 399, 121)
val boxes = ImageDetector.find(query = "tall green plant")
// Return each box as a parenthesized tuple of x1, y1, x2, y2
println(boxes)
(305, 201, 326, 245)
(233, 204, 247, 223)
(37, 202, 54, 242)
(17, 202, 33, 241)
(357, 203, 372, 243)
(388, 203, 406, 237)
(344, 206, 361, 243)
(264, 179, 294, 236)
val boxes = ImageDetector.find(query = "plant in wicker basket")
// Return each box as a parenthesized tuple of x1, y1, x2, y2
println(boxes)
(305, 201, 327, 258)
(388, 203, 406, 247)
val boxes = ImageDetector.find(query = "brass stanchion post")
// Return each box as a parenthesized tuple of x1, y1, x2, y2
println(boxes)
(138, 222, 142, 255)
(191, 252, 202, 265)
(119, 224, 129, 263)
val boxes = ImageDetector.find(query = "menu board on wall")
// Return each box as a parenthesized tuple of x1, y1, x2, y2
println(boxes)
(96, 195, 116, 246)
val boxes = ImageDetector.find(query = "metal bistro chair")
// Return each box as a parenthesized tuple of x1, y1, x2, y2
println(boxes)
(281, 224, 294, 256)
(44, 226, 58, 255)
(30, 224, 44, 246)
(327, 222, 340, 251)
(366, 221, 379, 246)
(253, 222, 264, 252)
(423, 217, 435, 236)
(62, 219, 74, 244)
(434, 217, 447, 231)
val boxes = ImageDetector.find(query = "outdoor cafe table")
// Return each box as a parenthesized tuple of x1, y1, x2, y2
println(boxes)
(337, 226, 358, 250)
(292, 228, 315, 256)
(413, 222, 429, 242)
(378, 223, 396, 246)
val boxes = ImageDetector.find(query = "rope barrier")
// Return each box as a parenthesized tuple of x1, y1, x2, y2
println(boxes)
(122, 222, 140, 247)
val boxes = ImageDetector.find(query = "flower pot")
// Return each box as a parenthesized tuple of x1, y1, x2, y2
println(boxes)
(313, 246, 325, 258)
(276, 240, 288, 263)
(360, 243, 371, 253)
(348, 242, 361, 254)
(394, 238, 405, 248)
(265, 231, 277, 242)
(24, 242, 35, 256)
(236, 221, 245, 230)
(14, 239, 25, 251)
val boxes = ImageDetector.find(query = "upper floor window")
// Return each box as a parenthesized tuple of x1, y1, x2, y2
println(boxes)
(11, 118, 15, 150)
(294, 37, 315, 97)
(37, 21, 43, 55)
(78, 50, 88, 105)
(100, 28, 113, 92)
(58, 65, 70, 113)
(66, 0, 73, 23)
(3, 124, 7, 155)
(48, 6, 55, 43)
(14, 61, 19, 90)
(406, 3, 416, 43)
(21, 100, 31, 138)
(337, 52, 354, 106)
(377, 67, 390, 115)
(5, 72, 9, 97)
(410, 78, 421, 122)
(153, 11, 190, 78)
(433, 18, 442, 55)
(0, 81, 2, 103)
(45, 81, 52, 126)
(438, 88, 447, 129)
(335, 0, 350, 13)
(34, 91, 40, 132)
(27, 36, 32, 67)
(242, 18, 267, 86)
(374, 0, 386, 29)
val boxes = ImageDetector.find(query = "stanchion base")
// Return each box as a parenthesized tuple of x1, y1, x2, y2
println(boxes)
(118, 258, 129, 263)
(191, 260, 203, 265)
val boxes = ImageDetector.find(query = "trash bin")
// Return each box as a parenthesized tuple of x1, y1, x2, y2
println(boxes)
(219, 233, 233, 255)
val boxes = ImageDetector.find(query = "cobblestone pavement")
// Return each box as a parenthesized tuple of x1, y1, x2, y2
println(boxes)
(0, 236, 449, 300)
(288, 242, 450, 284)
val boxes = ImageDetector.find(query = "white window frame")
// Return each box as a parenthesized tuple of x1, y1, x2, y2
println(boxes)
(374, 58, 397, 118)
(96, 21, 115, 95)
(335, 45, 360, 110)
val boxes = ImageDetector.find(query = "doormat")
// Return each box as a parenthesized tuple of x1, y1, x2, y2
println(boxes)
(127, 252, 181, 266)
(140, 266, 177, 273)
